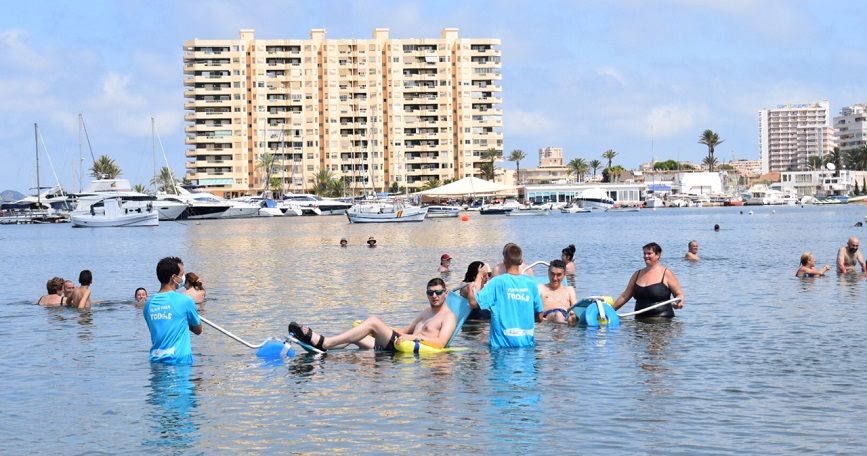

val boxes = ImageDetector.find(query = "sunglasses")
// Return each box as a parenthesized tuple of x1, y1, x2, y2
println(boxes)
(426, 289, 446, 297)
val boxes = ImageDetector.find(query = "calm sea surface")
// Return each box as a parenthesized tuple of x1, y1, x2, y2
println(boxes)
(2, 206, 867, 454)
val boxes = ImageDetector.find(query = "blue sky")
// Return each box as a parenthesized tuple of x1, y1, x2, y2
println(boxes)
(2, 0, 866, 193)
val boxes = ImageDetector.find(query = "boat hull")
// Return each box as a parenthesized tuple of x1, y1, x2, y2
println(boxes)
(71, 212, 158, 227)
(346, 205, 428, 223)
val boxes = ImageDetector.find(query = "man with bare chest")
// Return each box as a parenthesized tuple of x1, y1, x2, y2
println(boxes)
(289, 278, 457, 352)
(539, 260, 577, 324)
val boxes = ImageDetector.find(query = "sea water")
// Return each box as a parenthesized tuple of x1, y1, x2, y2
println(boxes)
(1, 206, 866, 454)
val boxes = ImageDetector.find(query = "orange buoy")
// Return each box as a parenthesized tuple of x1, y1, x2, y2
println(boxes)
(460, 214, 470, 222)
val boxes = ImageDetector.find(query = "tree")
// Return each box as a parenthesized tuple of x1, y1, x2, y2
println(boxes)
(257, 151, 277, 196)
(698, 129, 724, 173)
(133, 184, 148, 194)
(855, 179, 861, 196)
(824, 147, 843, 177)
(702, 155, 719, 172)
(90, 155, 121, 179)
(567, 158, 588, 183)
(602, 149, 617, 171)
(422, 178, 441, 191)
(269, 177, 283, 197)
(326, 176, 347, 197)
(807, 155, 824, 171)
(654, 159, 683, 171)
(311, 169, 334, 195)
(589, 159, 602, 179)
(609, 165, 625, 183)
(480, 147, 502, 181)
(508, 149, 526, 184)
(150, 166, 179, 193)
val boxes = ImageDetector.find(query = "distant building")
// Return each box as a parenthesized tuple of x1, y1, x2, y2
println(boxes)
(672, 172, 723, 195)
(780, 170, 867, 197)
(727, 159, 762, 177)
(183, 28, 502, 197)
(759, 100, 835, 174)
(538, 146, 563, 167)
(834, 103, 867, 154)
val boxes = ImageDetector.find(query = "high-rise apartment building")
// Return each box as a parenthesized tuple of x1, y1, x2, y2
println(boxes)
(538, 146, 563, 167)
(834, 103, 867, 154)
(183, 28, 502, 197)
(758, 100, 834, 174)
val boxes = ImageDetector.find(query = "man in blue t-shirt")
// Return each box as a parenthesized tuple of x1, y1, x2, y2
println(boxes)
(143, 256, 202, 365)
(467, 243, 543, 348)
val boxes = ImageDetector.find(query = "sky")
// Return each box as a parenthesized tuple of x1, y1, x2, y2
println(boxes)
(2, 0, 867, 193)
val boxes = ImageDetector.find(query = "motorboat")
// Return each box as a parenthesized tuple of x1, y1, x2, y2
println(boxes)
(425, 205, 461, 218)
(158, 186, 259, 219)
(745, 185, 785, 206)
(346, 201, 428, 223)
(572, 188, 615, 210)
(507, 208, 549, 216)
(479, 204, 513, 215)
(560, 204, 591, 214)
(644, 194, 664, 209)
(283, 193, 350, 215)
(71, 195, 158, 227)
(233, 195, 304, 217)
(78, 179, 186, 221)
(605, 206, 640, 213)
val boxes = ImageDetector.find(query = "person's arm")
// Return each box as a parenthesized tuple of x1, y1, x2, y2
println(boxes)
(400, 314, 424, 335)
(612, 271, 639, 310)
(187, 299, 203, 335)
(533, 285, 544, 323)
(837, 247, 847, 273)
(665, 270, 686, 309)
(858, 252, 866, 273)
(805, 265, 831, 277)
(408, 313, 457, 349)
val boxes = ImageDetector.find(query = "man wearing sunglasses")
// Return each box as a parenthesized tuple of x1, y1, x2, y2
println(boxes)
(467, 243, 544, 348)
(288, 278, 457, 353)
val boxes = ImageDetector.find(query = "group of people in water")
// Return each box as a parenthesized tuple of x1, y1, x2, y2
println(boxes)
(36, 270, 92, 308)
(795, 236, 867, 278)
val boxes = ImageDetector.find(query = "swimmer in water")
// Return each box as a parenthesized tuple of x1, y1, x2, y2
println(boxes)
(836, 237, 866, 274)
(795, 252, 831, 278)
(684, 240, 700, 261)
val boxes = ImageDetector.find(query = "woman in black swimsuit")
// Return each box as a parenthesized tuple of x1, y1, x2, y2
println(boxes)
(612, 242, 685, 319)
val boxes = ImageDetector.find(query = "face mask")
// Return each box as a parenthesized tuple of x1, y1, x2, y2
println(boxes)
(175, 274, 186, 288)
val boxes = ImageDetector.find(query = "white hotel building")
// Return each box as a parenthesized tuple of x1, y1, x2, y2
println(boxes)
(758, 101, 835, 174)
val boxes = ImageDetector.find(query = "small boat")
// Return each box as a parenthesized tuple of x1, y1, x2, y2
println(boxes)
(71, 196, 158, 227)
(425, 205, 461, 218)
(283, 193, 351, 215)
(605, 206, 640, 213)
(507, 208, 549, 216)
(560, 204, 591, 214)
(573, 188, 615, 210)
(346, 201, 428, 223)
(479, 204, 513, 215)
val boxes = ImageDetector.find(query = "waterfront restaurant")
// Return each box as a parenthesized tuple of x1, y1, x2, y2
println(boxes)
(521, 182, 645, 205)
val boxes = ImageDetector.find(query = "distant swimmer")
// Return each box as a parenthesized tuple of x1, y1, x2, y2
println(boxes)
(855, 222, 863, 227)
(438, 253, 452, 274)
(836, 236, 866, 274)
(795, 252, 831, 278)
(134, 287, 148, 306)
(37, 277, 64, 307)
(183, 272, 206, 305)
(69, 270, 93, 309)
(143, 256, 202, 365)
(560, 244, 577, 287)
(366, 236, 377, 248)
(339, 237, 348, 247)
(684, 240, 700, 261)
(288, 278, 456, 352)
(613, 242, 685, 319)
(714, 224, 720, 232)
(539, 260, 577, 325)
(492, 242, 534, 276)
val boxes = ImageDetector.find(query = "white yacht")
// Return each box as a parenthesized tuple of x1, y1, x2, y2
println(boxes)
(425, 205, 461, 218)
(282, 193, 351, 215)
(158, 187, 259, 219)
(77, 179, 186, 221)
(745, 185, 785, 206)
(346, 201, 428, 223)
(71, 195, 158, 227)
(644, 194, 665, 209)
(572, 188, 615, 210)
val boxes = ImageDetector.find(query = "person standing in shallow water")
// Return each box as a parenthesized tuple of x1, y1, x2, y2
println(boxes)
(684, 240, 700, 261)
(613, 242, 685, 319)
(37, 277, 64, 307)
(366, 236, 377, 248)
(70, 270, 93, 309)
(836, 236, 866, 274)
(143, 257, 202, 365)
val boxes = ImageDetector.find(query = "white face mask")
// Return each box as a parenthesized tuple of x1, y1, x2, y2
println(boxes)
(175, 274, 186, 289)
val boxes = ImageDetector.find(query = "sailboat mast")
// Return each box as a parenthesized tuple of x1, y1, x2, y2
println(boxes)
(35, 123, 41, 207)
(151, 117, 156, 193)
(78, 114, 84, 192)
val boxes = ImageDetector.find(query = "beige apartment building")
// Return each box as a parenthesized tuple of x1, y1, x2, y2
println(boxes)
(834, 102, 867, 154)
(183, 28, 502, 197)
(758, 100, 835, 174)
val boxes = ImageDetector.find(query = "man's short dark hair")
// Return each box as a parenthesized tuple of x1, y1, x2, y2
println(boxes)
(156, 257, 183, 285)
(549, 259, 566, 270)
(504, 244, 523, 267)
(427, 277, 446, 289)
(78, 270, 92, 286)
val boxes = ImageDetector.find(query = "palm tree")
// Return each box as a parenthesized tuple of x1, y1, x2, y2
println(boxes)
(807, 155, 825, 171)
(311, 169, 334, 195)
(326, 176, 346, 197)
(698, 129, 724, 172)
(257, 151, 277, 197)
(824, 147, 843, 177)
(150, 166, 179, 193)
(133, 184, 148, 194)
(567, 158, 588, 183)
(90, 155, 121, 179)
(589, 159, 602, 180)
(602, 149, 617, 171)
(480, 147, 501, 181)
(422, 178, 441, 191)
(508, 149, 526, 184)
(702, 155, 719, 172)
(845, 145, 867, 171)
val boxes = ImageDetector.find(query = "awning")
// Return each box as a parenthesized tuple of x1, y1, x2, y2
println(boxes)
(415, 176, 516, 196)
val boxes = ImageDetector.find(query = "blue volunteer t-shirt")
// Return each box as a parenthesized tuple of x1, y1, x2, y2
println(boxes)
(476, 273, 543, 348)
(144, 291, 201, 365)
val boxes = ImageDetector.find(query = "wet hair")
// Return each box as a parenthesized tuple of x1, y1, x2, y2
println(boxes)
(688, 240, 698, 248)
(800, 252, 813, 266)
(185, 272, 203, 290)
(78, 270, 92, 286)
(156, 257, 183, 285)
(643, 242, 662, 255)
(426, 277, 446, 289)
(504, 243, 523, 267)
(714, 224, 720, 231)
(549, 259, 566, 271)
(561, 244, 575, 262)
(46, 277, 64, 294)
(463, 261, 486, 282)
(134, 287, 148, 300)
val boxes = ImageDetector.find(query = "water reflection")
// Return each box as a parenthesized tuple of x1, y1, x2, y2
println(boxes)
(144, 364, 200, 451)
(630, 320, 683, 396)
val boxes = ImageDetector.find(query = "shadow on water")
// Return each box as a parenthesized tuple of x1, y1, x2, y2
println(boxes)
(143, 364, 200, 452)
